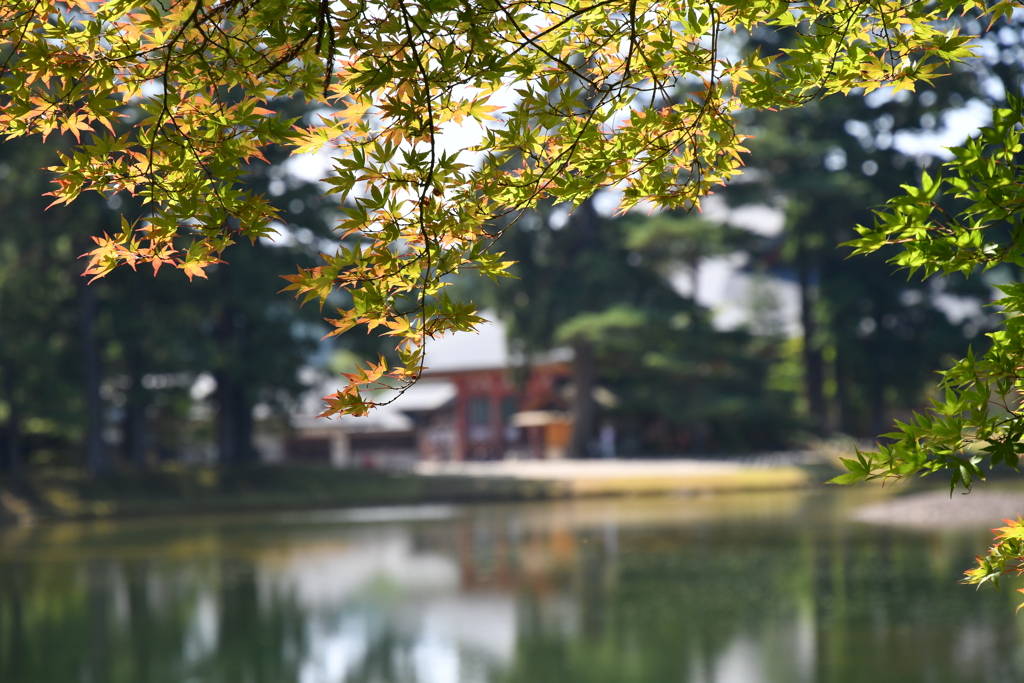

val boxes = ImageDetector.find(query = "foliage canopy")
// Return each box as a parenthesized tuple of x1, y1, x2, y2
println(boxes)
(0, 0, 990, 414)
(832, 94, 1024, 596)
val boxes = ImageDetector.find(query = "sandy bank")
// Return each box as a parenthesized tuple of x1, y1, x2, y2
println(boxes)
(415, 458, 811, 495)
(852, 488, 1024, 531)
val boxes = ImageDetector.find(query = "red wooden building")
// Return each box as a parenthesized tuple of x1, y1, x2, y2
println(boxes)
(407, 319, 573, 460)
(280, 315, 573, 465)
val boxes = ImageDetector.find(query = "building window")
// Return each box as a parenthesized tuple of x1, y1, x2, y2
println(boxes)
(501, 396, 518, 423)
(468, 396, 491, 427)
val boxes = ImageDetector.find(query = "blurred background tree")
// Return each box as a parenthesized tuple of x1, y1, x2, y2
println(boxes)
(0, 99, 382, 475)
(715, 13, 1024, 439)
(472, 201, 798, 456)
(0, 136, 101, 476)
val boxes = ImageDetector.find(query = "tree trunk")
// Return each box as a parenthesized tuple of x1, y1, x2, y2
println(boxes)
(688, 255, 700, 303)
(2, 365, 21, 479)
(797, 240, 826, 432)
(570, 196, 600, 252)
(836, 363, 851, 436)
(123, 287, 148, 469)
(568, 340, 597, 458)
(79, 281, 107, 475)
(869, 380, 886, 442)
(565, 198, 601, 458)
(216, 373, 253, 466)
(216, 371, 237, 466)
(691, 421, 709, 454)
(123, 380, 147, 469)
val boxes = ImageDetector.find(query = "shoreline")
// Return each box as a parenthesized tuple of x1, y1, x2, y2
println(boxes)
(852, 487, 1024, 531)
(0, 456, 817, 524)
(414, 457, 813, 496)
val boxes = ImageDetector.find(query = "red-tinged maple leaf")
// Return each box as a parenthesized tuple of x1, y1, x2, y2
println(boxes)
(81, 234, 129, 281)
(61, 0, 94, 11)
(61, 114, 95, 143)
(319, 390, 374, 418)
(145, 251, 178, 276)
(178, 261, 208, 281)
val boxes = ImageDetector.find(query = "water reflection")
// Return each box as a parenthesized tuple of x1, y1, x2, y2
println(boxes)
(1, 489, 1022, 683)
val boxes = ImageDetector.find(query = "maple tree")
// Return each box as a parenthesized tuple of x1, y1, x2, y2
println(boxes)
(0, 0, 989, 415)
(832, 94, 1024, 598)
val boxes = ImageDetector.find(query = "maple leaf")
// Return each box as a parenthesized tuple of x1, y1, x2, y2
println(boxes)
(178, 259, 210, 281)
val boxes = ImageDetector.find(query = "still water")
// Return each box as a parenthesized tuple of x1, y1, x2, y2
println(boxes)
(1, 488, 1022, 683)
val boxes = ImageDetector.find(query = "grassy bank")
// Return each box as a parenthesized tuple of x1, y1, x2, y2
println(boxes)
(0, 459, 819, 524)
(0, 464, 570, 523)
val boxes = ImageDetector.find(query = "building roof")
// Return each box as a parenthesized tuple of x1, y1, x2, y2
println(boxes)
(292, 398, 414, 433)
(420, 312, 573, 375)
(388, 380, 457, 412)
(421, 313, 508, 374)
(293, 378, 457, 433)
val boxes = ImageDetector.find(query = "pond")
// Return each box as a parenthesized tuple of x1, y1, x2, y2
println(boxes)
(1, 487, 1022, 683)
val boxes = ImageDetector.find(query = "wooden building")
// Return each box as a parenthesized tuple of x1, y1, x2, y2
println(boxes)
(274, 315, 573, 466)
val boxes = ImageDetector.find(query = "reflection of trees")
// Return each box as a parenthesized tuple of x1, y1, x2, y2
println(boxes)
(331, 629, 406, 683)
(197, 563, 308, 683)
(497, 502, 1024, 683)
(0, 556, 312, 683)
(3, 498, 1024, 683)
